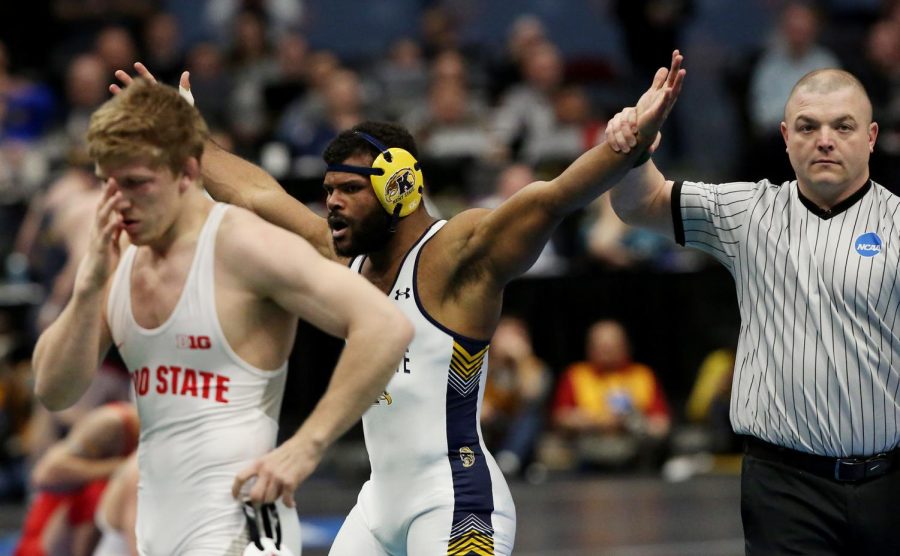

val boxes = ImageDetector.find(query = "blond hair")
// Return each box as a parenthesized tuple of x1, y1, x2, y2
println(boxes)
(87, 79, 208, 174)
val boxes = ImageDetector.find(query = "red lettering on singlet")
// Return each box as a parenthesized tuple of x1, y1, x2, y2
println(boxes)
(132, 367, 150, 396)
(199, 371, 214, 399)
(215, 375, 230, 403)
(133, 366, 230, 403)
(169, 366, 181, 393)
(156, 365, 167, 393)
(181, 369, 198, 397)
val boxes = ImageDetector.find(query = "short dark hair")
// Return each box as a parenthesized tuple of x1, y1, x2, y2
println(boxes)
(785, 68, 873, 122)
(323, 121, 419, 165)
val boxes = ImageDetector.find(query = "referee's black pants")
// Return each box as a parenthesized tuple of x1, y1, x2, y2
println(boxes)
(741, 445, 900, 555)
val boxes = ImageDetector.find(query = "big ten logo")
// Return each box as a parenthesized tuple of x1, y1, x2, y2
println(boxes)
(177, 334, 211, 350)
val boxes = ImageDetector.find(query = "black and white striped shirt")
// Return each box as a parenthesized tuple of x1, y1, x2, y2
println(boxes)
(674, 179, 900, 457)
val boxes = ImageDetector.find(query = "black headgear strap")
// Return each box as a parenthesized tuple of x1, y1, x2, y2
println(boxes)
(325, 132, 408, 232)
(325, 131, 394, 175)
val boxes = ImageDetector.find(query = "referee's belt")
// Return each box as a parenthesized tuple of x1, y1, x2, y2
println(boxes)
(744, 436, 899, 483)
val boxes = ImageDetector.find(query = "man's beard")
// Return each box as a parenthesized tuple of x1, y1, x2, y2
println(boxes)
(331, 208, 394, 257)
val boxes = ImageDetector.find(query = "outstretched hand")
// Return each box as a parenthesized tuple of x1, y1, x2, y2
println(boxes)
(109, 62, 194, 105)
(607, 50, 685, 155)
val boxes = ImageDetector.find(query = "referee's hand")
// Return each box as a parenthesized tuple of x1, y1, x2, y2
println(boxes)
(633, 50, 685, 147)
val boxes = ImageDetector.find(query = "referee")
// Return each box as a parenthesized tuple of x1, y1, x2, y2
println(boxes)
(608, 64, 900, 554)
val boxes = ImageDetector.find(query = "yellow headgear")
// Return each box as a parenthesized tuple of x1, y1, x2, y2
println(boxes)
(326, 131, 424, 219)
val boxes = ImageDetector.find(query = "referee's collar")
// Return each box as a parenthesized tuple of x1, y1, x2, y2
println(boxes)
(796, 179, 872, 220)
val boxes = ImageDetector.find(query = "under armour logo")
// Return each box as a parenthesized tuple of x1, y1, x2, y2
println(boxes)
(394, 288, 411, 300)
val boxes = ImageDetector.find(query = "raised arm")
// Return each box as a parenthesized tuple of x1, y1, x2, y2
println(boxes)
(32, 183, 122, 410)
(201, 140, 335, 259)
(222, 210, 413, 506)
(455, 51, 685, 284)
(111, 63, 336, 259)
(605, 105, 676, 239)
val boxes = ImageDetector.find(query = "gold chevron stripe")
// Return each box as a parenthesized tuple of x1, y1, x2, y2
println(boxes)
(450, 361, 483, 380)
(449, 537, 493, 551)
(453, 343, 489, 362)
(450, 343, 487, 379)
(451, 352, 485, 369)
(447, 530, 494, 555)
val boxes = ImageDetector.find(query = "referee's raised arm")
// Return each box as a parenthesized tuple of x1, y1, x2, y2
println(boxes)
(606, 61, 900, 556)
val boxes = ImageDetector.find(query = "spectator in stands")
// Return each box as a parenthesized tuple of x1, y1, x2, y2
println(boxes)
(613, 0, 693, 160)
(277, 68, 369, 178)
(15, 403, 138, 556)
(684, 346, 739, 454)
(204, 0, 304, 46)
(402, 64, 494, 198)
(662, 345, 739, 482)
(419, 5, 463, 60)
(405, 78, 491, 162)
(487, 14, 548, 103)
(0, 40, 55, 249)
(93, 26, 139, 79)
(746, 1, 840, 183)
(491, 41, 565, 162)
(0, 347, 33, 502)
(224, 9, 278, 150)
(274, 50, 341, 140)
(140, 11, 186, 86)
(552, 319, 670, 471)
(855, 17, 900, 193)
(261, 32, 310, 121)
(183, 42, 234, 134)
(40, 54, 107, 168)
(374, 38, 429, 121)
(614, 0, 695, 83)
(482, 317, 552, 480)
(525, 84, 605, 169)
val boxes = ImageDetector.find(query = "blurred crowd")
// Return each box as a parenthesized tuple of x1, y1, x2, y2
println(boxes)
(0, 0, 897, 550)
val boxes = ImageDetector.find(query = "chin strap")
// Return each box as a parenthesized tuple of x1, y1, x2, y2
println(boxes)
(388, 204, 402, 233)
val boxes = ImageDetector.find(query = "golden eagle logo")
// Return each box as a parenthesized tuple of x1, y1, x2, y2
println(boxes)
(459, 446, 475, 468)
(373, 391, 393, 405)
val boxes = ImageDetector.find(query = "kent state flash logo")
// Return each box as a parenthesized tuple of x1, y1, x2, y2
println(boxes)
(385, 168, 415, 204)
(854, 232, 882, 257)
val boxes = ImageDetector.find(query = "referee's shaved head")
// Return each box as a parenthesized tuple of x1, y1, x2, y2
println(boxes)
(784, 69, 873, 122)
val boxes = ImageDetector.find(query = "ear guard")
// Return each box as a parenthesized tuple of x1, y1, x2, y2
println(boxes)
(326, 131, 424, 219)
(241, 502, 296, 556)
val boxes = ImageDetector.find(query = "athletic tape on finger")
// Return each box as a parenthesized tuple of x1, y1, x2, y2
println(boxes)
(179, 85, 194, 107)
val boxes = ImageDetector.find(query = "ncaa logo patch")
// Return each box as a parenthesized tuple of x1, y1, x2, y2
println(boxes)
(854, 232, 882, 257)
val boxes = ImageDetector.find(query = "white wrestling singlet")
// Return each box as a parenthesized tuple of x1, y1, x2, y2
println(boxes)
(331, 220, 516, 556)
(106, 203, 302, 555)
